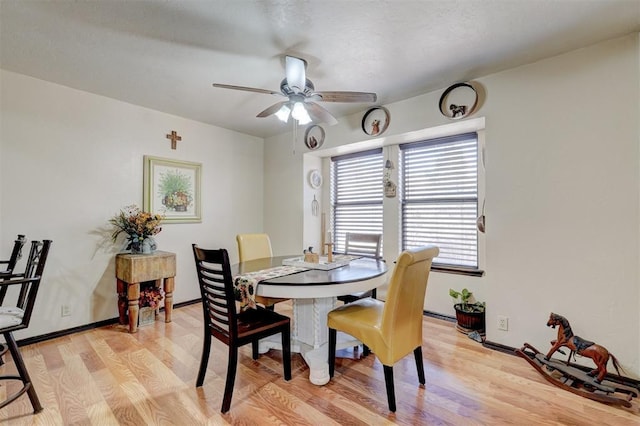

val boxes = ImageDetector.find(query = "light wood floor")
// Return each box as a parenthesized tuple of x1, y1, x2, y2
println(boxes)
(1, 302, 638, 425)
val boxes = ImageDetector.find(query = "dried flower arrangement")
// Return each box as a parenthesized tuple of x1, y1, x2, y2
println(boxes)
(139, 286, 163, 308)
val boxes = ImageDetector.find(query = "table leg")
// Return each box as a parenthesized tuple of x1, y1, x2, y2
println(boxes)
(296, 297, 335, 385)
(153, 279, 162, 318)
(116, 279, 128, 325)
(163, 276, 175, 323)
(258, 297, 339, 385)
(127, 282, 140, 333)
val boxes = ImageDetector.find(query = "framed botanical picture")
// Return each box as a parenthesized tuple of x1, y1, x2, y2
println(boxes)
(304, 125, 325, 150)
(143, 156, 202, 223)
(362, 106, 390, 136)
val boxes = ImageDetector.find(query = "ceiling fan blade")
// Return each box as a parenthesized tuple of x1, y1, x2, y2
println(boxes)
(212, 83, 281, 96)
(257, 101, 289, 118)
(313, 91, 377, 103)
(285, 56, 307, 94)
(304, 102, 338, 126)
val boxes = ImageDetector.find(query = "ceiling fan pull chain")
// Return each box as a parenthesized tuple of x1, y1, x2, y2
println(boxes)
(292, 119, 298, 155)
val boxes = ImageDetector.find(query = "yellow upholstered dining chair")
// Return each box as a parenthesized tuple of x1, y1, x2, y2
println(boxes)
(327, 245, 439, 412)
(236, 233, 289, 310)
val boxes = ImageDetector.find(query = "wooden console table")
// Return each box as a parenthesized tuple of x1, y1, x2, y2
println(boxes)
(115, 251, 176, 333)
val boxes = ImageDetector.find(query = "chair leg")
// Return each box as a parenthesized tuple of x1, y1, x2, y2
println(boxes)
(363, 344, 371, 357)
(252, 340, 259, 360)
(281, 327, 291, 380)
(1, 332, 42, 413)
(196, 333, 211, 387)
(221, 345, 239, 413)
(383, 365, 396, 412)
(414, 346, 425, 385)
(328, 328, 337, 378)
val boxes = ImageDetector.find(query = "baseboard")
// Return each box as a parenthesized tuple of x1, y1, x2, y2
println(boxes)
(423, 310, 456, 322)
(17, 317, 120, 347)
(173, 298, 201, 309)
(23, 302, 442, 347)
(17, 301, 640, 389)
(483, 340, 518, 355)
(16, 298, 202, 347)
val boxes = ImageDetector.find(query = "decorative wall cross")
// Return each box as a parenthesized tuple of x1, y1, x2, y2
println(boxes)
(166, 130, 182, 150)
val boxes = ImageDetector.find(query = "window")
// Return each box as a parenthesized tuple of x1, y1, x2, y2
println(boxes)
(331, 149, 383, 253)
(400, 133, 479, 270)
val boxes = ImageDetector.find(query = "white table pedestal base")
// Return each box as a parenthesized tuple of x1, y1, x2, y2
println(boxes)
(258, 296, 363, 385)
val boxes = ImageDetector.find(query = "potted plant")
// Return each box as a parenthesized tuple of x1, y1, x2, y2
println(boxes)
(449, 288, 485, 334)
(138, 285, 164, 327)
(109, 205, 163, 253)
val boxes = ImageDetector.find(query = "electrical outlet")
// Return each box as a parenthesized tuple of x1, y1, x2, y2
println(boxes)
(497, 315, 509, 331)
(61, 305, 71, 317)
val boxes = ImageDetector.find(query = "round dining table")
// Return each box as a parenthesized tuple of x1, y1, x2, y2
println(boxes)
(232, 255, 388, 385)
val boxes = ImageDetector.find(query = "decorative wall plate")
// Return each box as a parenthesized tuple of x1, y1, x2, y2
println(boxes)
(308, 169, 323, 189)
(304, 125, 325, 150)
(439, 82, 478, 120)
(362, 106, 390, 136)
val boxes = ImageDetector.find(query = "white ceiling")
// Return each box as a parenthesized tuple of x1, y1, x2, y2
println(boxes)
(1, 1, 639, 139)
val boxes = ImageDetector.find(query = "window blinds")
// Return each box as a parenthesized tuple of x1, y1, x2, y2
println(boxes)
(400, 133, 478, 268)
(331, 149, 383, 253)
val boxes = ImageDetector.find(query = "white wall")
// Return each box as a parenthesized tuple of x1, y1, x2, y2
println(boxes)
(2, 34, 638, 377)
(0, 70, 264, 338)
(482, 34, 639, 372)
(263, 134, 304, 255)
(265, 34, 640, 376)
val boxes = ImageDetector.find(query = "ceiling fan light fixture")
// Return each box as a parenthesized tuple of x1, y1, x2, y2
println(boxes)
(213, 54, 377, 128)
(291, 102, 311, 125)
(275, 104, 291, 123)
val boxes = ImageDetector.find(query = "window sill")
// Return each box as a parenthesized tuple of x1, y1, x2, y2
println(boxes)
(431, 264, 485, 277)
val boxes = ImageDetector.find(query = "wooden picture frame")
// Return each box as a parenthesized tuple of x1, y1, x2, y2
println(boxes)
(143, 156, 202, 223)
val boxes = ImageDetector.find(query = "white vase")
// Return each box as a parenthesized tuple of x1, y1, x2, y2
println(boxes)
(141, 237, 157, 254)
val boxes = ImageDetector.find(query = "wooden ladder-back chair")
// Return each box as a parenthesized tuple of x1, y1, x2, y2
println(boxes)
(236, 233, 289, 310)
(192, 244, 291, 413)
(0, 234, 26, 278)
(0, 239, 52, 413)
(328, 245, 439, 412)
(337, 232, 383, 304)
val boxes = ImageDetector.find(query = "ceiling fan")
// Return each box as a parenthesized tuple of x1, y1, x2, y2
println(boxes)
(212, 56, 377, 126)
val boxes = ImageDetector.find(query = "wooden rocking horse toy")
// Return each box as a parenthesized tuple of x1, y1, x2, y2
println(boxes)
(516, 313, 638, 408)
(545, 312, 623, 383)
